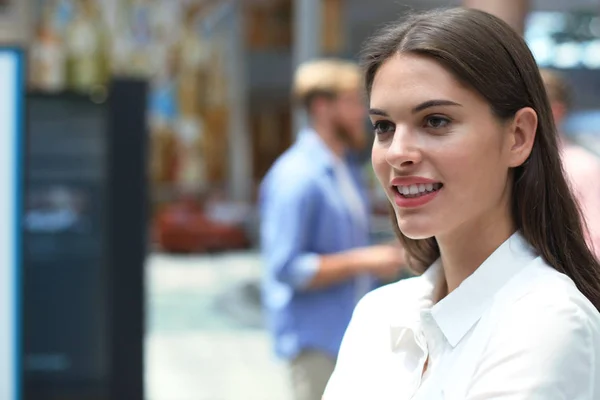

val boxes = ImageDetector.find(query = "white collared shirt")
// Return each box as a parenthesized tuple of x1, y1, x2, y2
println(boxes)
(324, 233, 600, 399)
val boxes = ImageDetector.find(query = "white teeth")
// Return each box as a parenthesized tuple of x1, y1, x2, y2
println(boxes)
(396, 182, 442, 197)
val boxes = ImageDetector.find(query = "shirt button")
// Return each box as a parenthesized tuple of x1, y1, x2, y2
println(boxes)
(421, 310, 434, 323)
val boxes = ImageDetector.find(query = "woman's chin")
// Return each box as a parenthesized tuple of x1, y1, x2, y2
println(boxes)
(400, 230, 435, 240)
(396, 217, 436, 240)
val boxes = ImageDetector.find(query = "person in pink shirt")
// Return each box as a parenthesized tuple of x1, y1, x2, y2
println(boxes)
(541, 69, 600, 259)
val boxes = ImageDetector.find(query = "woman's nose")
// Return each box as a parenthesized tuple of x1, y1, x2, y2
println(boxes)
(385, 126, 422, 168)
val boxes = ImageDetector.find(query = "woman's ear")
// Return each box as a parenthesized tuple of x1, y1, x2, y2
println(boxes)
(508, 107, 537, 168)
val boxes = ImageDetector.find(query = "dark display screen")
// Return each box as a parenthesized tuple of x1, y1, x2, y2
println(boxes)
(23, 93, 110, 399)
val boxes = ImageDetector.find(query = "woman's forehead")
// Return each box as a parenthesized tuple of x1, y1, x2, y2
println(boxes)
(369, 54, 473, 111)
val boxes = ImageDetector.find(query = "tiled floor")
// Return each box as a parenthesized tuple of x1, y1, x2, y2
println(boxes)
(144, 219, 399, 400)
(145, 252, 292, 400)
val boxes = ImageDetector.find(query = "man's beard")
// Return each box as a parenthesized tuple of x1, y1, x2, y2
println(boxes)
(335, 122, 366, 151)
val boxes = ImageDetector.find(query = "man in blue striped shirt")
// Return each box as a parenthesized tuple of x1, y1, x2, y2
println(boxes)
(259, 59, 405, 400)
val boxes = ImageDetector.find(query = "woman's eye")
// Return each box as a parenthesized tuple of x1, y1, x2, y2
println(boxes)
(425, 116, 451, 129)
(372, 120, 395, 136)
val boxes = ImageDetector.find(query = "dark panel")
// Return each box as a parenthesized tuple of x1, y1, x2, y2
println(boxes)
(106, 79, 148, 400)
(23, 81, 148, 400)
(23, 93, 110, 400)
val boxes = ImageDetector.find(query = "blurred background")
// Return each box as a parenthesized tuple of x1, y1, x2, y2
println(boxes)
(1, 0, 600, 399)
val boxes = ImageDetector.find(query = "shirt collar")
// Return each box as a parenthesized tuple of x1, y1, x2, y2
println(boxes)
(431, 232, 537, 347)
(297, 128, 345, 171)
(390, 232, 537, 350)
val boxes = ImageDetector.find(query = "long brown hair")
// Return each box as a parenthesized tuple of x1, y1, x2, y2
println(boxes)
(361, 7, 600, 309)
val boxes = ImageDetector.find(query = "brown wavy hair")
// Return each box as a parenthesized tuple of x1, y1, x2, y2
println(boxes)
(361, 8, 600, 309)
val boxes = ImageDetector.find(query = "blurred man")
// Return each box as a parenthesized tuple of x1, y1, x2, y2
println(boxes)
(541, 69, 600, 259)
(259, 59, 404, 400)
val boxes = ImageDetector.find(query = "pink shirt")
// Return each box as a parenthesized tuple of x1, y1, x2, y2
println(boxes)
(562, 141, 600, 259)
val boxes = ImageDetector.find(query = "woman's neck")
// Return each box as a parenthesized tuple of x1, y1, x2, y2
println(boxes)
(435, 205, 515, 300)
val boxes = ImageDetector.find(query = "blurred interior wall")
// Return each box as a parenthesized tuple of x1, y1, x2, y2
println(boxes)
(227, 3, 252, 202)
(463, 0, 530, 34)
(0, 0, 32, 45)
(292, 0, 322, 133)
(291, 0, 346, 135)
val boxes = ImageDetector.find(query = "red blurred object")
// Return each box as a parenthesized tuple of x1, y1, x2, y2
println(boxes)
(154, 196, 250, 253)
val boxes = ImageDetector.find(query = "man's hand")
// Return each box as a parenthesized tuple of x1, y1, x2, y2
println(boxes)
(352, 245, 406, 280)
(306, 244, 407, 289)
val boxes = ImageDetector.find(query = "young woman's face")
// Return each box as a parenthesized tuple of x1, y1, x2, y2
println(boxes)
(370, 54, 517, 241)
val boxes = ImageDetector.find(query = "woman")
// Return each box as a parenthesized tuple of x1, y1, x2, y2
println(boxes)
(323, 8, 600, 400)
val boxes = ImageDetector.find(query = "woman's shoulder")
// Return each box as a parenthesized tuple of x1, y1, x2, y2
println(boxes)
(355, 275, 431, 323)
(337, 276, 431, 356)
(498, 257, 600, 336)
(465, 258, 600, 399)
(365, 273, 428, 299)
